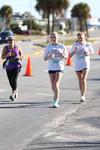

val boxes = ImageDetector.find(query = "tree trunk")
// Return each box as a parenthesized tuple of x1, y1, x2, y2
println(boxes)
(79, 18, 84, 32)
(52, 9, 55, 32)
(85, 19, 89, 37)
(47, 11, 50, 35)
(6, 15, 11, 28)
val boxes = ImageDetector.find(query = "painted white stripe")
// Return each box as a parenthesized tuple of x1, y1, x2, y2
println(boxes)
(0, 89, 6, 92)
(37, 93, 52, 96)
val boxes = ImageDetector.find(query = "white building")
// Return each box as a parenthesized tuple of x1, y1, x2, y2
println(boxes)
(87, 17, 100, 29)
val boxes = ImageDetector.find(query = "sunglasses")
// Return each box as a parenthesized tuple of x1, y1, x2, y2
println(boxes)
(51, 36, 56, 38)
(8, 39, 14, 41)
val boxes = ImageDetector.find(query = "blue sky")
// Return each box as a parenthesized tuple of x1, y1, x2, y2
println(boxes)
(0, 0, 99, 19)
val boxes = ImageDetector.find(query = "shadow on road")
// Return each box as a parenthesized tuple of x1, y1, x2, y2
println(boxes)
(25, 141, 100, 150)
(88, 78, 100, 81)
(0, 100, 80, 109)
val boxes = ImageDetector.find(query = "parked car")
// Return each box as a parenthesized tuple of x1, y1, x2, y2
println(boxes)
(0, 30, 14, 44)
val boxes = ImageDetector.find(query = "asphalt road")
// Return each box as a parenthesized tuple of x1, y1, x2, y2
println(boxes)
(0, 33, 99, 150)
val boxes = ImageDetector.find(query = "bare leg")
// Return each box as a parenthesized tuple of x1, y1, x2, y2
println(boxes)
(76, 71, 82, 95)
(49, 73, 55, 93)
(49, 72, 63, 107)
(76, 69, 89, 101)
(81, 69, 89, 97)
(53, 72, 63, 100)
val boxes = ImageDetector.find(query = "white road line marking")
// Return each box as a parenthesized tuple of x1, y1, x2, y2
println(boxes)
(36, 93, 52, 96)
(0, 89, 6, 92)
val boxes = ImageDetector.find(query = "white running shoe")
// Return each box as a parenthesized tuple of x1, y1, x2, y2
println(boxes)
(80, 96, 85, 102)
(53, 100, 59, 108)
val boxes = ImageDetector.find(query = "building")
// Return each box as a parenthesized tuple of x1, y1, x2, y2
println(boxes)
(87, 17, 100, 30)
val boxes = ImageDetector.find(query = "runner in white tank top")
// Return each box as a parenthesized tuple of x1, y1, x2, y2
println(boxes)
(70, 32, 94, 102)
(44, 32, 68, 108)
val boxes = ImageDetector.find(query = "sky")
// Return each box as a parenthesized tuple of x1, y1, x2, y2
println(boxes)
(0, 0, 99, 19)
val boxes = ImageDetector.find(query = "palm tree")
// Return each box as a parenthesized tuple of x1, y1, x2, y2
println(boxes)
(35, 0, 69, 34)
(51, 0, 69, 32)
(35, 0, 51, 34)
(0, 5, 13, 27)
(71, 2, 91, 36)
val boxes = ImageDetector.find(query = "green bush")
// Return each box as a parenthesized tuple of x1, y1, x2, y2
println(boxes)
(23, 19, 42, 31)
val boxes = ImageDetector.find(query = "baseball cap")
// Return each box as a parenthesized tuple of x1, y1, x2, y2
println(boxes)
(7, 35, 15, 40)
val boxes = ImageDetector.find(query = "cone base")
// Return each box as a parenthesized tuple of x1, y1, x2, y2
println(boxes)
(23, 74, 32, 77)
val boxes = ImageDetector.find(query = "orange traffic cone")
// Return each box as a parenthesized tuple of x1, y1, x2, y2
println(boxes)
(66, 53, 72, 66)
(24, 56, 32, 76)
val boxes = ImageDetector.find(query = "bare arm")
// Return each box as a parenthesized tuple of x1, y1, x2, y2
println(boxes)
(70, 51, 75, 57)
(18, 46, 23, 60)
(44, 53, 53, 61)
(70, 47, 77, 57)
(44, 45, 53, 61)
(1, 47, 7, 60)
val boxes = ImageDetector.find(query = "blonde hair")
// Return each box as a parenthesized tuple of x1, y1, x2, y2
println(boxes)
(77, 31, 88, 41)
(50, 32, 59, 38)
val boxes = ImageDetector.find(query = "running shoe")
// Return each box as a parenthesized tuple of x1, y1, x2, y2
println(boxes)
(80, 96, 85, 102)
(9, 95, 15, 101)
(53, 100, 59, 108)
